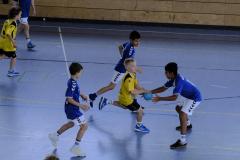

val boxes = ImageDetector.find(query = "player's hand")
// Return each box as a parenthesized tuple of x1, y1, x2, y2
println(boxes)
(81, 94, 88, 102)
(137, 67, 143, 74)
(152, 95, 161, 103)
(80, 104, 90, 111)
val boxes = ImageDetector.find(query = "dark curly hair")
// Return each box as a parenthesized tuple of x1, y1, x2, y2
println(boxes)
(8, 7, 21, 19)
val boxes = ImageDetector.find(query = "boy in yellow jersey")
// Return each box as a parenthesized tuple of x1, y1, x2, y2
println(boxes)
(99, 59, 150, 133)
(0, 7, 22, 77)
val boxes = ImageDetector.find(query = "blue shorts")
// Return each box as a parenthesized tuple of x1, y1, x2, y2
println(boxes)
(65, 104, 83, 120)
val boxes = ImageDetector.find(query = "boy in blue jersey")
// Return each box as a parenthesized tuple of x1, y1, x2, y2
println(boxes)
(48, 63, 89, 157)
(13, 0, 36, 49)
(89, 31, 141, 107)
(150, 62, 202, 149)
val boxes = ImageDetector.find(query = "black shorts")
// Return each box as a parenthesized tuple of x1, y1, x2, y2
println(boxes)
(126, 99, 141, 112)
(0, 49, 17, 58)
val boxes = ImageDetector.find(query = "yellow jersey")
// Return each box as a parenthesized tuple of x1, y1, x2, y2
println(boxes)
(118, 72, 138, 106)
(0, 19, 17, 52)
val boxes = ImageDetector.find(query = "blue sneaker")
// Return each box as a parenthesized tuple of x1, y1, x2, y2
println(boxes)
(7, 70, 20, 77)
(27, 41, 36, 49)
(135, 124, 150, 133)
(99, 97, 108, 110)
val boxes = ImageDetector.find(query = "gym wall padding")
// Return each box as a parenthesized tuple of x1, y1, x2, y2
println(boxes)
(0, 0, 240, 27)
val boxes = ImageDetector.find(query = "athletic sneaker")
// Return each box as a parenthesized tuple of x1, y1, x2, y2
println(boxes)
(135, 124, 150, 133)
(170, 139, 187, 149)
(176, 124, 192, 131)
(7, 70, 20, 77)
(48, 133, 59, 148)
(89, 93, 97, 107)
(70, 145, 86, 157)
(27, 41, 36, 49)
(99, 97, 108, 110)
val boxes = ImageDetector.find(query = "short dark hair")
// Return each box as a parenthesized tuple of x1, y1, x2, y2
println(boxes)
(44, 155, 59, 160)
(8, 7, 21, 19)
(165, 62, 178, 76)
(124, 58, 135, 66)
(129, 31, 141, 40)
(69, 63, 83, 75)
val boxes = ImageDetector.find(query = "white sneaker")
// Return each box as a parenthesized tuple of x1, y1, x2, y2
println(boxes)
(48, 133, 59, 148)
(70, 145, 86, 157)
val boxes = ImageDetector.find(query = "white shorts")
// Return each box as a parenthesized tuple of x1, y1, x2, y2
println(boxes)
(20, 17, 29, 24)
(111, 71, 125, 84)
(177, 96, 200, 116)
(68, 115, 86, 126)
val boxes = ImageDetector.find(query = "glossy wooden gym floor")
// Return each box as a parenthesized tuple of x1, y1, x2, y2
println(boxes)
(0, 21, 240, 160)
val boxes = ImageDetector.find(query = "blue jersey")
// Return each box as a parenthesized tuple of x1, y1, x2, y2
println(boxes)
(114, 42, 135, 73)
(164, 74, 202, 102)
(19, 0, 31, 18)
(64, 78, 82, 120)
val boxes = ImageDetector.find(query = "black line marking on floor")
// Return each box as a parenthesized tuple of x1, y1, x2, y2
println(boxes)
(204, 96, 240, 101)
(17, 58, 240, 72)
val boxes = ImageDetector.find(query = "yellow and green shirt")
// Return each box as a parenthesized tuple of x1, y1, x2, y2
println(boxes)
(118, 72, 138, 106)
(0, 19, 17, 52)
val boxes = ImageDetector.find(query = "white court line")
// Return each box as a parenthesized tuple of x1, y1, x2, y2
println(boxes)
(210, 84, 228, 89)
(31, 24, 240, 38)
(58, 26, 70, 78)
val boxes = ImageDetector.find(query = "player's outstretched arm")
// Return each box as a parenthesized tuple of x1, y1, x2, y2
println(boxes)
(151, 86, 167, 94)
(135, 82, 144, 90)
(152, 94, 178, 102)
(66, 97, 89, 111)
(118, 45, 124, 57)
(80, 94, 88, 102)
(131, 88, 147, 96)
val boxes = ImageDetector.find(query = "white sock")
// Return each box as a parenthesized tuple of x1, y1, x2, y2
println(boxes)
(9, 69, 14, 72)
(137, 121, 142, 127)
(108, 100, 113, 105)
(187, 120, 191, 126)
(180, 134, 187, 144)
(75, 140, 80, 145)
(26, 38, 31, 43)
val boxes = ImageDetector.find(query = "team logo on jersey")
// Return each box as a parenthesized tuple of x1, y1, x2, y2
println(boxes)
(71, 82, 77, 91)
(129, 47, 134, 56)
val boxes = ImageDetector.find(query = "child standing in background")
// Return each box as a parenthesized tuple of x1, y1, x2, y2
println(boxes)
(0, 7, 22, 77)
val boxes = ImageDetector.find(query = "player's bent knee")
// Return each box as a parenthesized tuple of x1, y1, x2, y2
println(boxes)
(180, 111, 187, 117)
(175, 105, 181, 113)
(81, 123, 88, 130)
